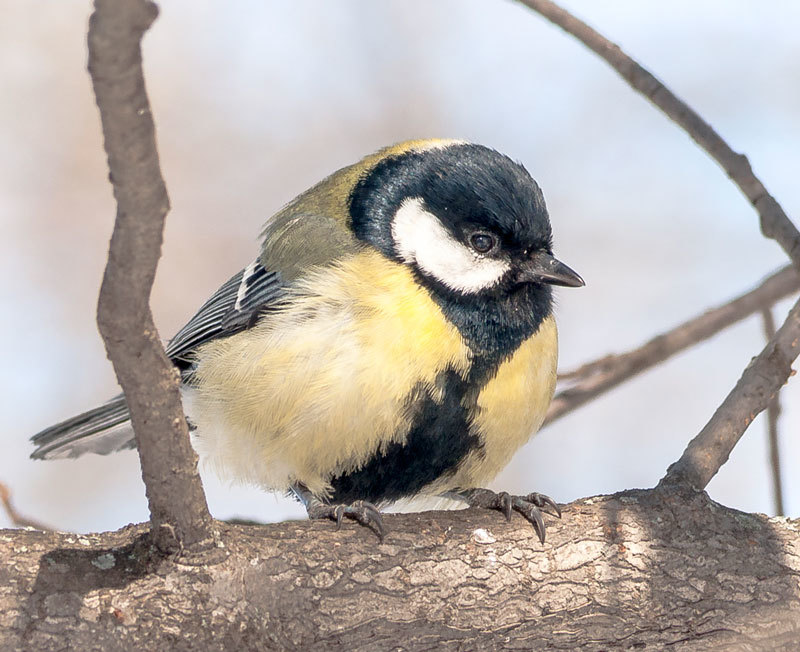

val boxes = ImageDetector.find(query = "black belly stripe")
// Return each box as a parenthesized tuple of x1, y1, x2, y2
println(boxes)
(329, 360, 496, 505)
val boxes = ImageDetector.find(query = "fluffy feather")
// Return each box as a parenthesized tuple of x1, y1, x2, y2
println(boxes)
(188, 250, 472, 497)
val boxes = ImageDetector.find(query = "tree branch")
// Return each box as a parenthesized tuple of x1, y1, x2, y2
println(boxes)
(546, 265, 799, 425)
(515, 0, 800, 493)
(88, 0, 212, 550)
(515, 0, 800, 268)
(662, 296, 800, 489)
(2, 489, 799, 650)
(0, 482, 49, 531)
(762, 308, 785, 516)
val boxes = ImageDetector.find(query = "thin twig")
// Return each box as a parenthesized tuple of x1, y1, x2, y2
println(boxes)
(761, 308, 785, 516)
(0, 481, 50, 530)
(515, 0, 800, 268)
(661, 297, 800, 490)
(546, 265, 800, 425)
(88, 0, 212, 550)
(518, 0, 800, 491)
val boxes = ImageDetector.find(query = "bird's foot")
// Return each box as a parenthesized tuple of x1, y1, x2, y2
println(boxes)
(291, 484, 385, 541)
(461, 488, 561, 544)
(307, 500, 385, 541)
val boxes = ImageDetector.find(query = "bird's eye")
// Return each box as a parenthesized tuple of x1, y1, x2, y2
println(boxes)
(469, 232, 496, 254)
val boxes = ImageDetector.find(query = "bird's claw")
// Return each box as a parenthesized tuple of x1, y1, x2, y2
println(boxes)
(526, 492, 562, 519)
(463, 488, 561, 544)
(310, 499, 385, 541)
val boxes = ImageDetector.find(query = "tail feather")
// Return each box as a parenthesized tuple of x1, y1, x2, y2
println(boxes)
(30, 395, 135, 460)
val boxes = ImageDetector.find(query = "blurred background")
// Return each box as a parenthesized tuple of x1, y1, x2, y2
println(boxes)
(2, 0, 798, 533)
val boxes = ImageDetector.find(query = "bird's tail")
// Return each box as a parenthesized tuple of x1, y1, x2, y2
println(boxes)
(30, 394, 136, 460)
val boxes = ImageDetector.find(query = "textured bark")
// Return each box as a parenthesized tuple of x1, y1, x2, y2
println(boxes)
(2, 488, 799, 651)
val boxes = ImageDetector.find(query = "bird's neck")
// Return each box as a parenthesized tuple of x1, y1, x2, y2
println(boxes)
(428, 280, 554, 367)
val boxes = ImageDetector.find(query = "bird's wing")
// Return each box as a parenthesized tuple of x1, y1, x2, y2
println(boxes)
(31, 263, 288, 459)
(31, 202, 361, 459)
(165, 261, 284, 365)
(167, 212, 361, 367)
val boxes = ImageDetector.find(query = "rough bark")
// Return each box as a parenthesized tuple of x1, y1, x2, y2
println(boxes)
(2, 488, 799, 651)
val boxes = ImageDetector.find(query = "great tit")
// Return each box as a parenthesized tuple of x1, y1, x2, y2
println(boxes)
(31, 139, 583, 541)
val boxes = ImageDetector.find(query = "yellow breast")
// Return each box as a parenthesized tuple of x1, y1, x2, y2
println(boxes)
(188, 249, 557, 499)
(439, 315, 558, 492)
(188, 250, 472, 496)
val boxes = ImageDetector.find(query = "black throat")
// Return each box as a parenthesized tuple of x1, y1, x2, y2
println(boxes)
(424, 274, 553, 364)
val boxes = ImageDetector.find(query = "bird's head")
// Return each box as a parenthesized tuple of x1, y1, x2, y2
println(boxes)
(349, 141, 583, 304)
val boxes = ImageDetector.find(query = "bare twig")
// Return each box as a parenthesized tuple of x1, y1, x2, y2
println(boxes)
(515, 0, 800, 268)
(88, 0, 212, 550)
(0, 481, 50, 531)
(546, 265, 800, 425)
(661, 297, 800, 490)
(517, 0, 800, 492)
(761, 308, 785, 516)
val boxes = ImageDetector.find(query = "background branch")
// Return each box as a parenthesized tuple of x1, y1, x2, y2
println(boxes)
(546, 265, 799, 425)
(517, 0, 800, 494)
(0, 482, 49, 531)
(88, 0, 212, 550)
(662, 296, 800, 489)
(762, 308, 785, 516)
(515, 0, 800, 268)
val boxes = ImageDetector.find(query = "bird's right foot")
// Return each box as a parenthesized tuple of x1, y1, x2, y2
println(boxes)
(307, 500, 385, 540)
(291, 483, 385, 541)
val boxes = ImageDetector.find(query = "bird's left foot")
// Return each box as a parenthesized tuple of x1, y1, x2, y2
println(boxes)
(461, 488, 561, 544)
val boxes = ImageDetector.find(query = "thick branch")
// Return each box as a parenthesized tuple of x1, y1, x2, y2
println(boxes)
(2, 489, 799, 650)
(547, 265, 799, 425)
(515, 0, 800, 268)
(662, 296, 800, 489)
(88, 0, 211, 549)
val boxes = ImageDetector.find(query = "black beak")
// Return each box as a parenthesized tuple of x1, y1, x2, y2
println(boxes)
(519, 252, 584, 288)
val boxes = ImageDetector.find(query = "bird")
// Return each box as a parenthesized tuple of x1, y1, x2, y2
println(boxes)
(31, 139, 583, 542)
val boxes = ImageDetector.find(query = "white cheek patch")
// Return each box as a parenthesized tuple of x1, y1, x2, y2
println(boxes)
(391, 198, 510, 293)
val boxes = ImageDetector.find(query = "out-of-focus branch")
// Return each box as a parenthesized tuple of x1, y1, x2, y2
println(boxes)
(761, 308, 785, 516)
(546, 265, 800, 425)
(662, 296, 800, 490)
(515, 0, 800, 268)
(516, 0, 800, 492)
(0, 482, 49, 531)
(88, 0, 212, 550)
